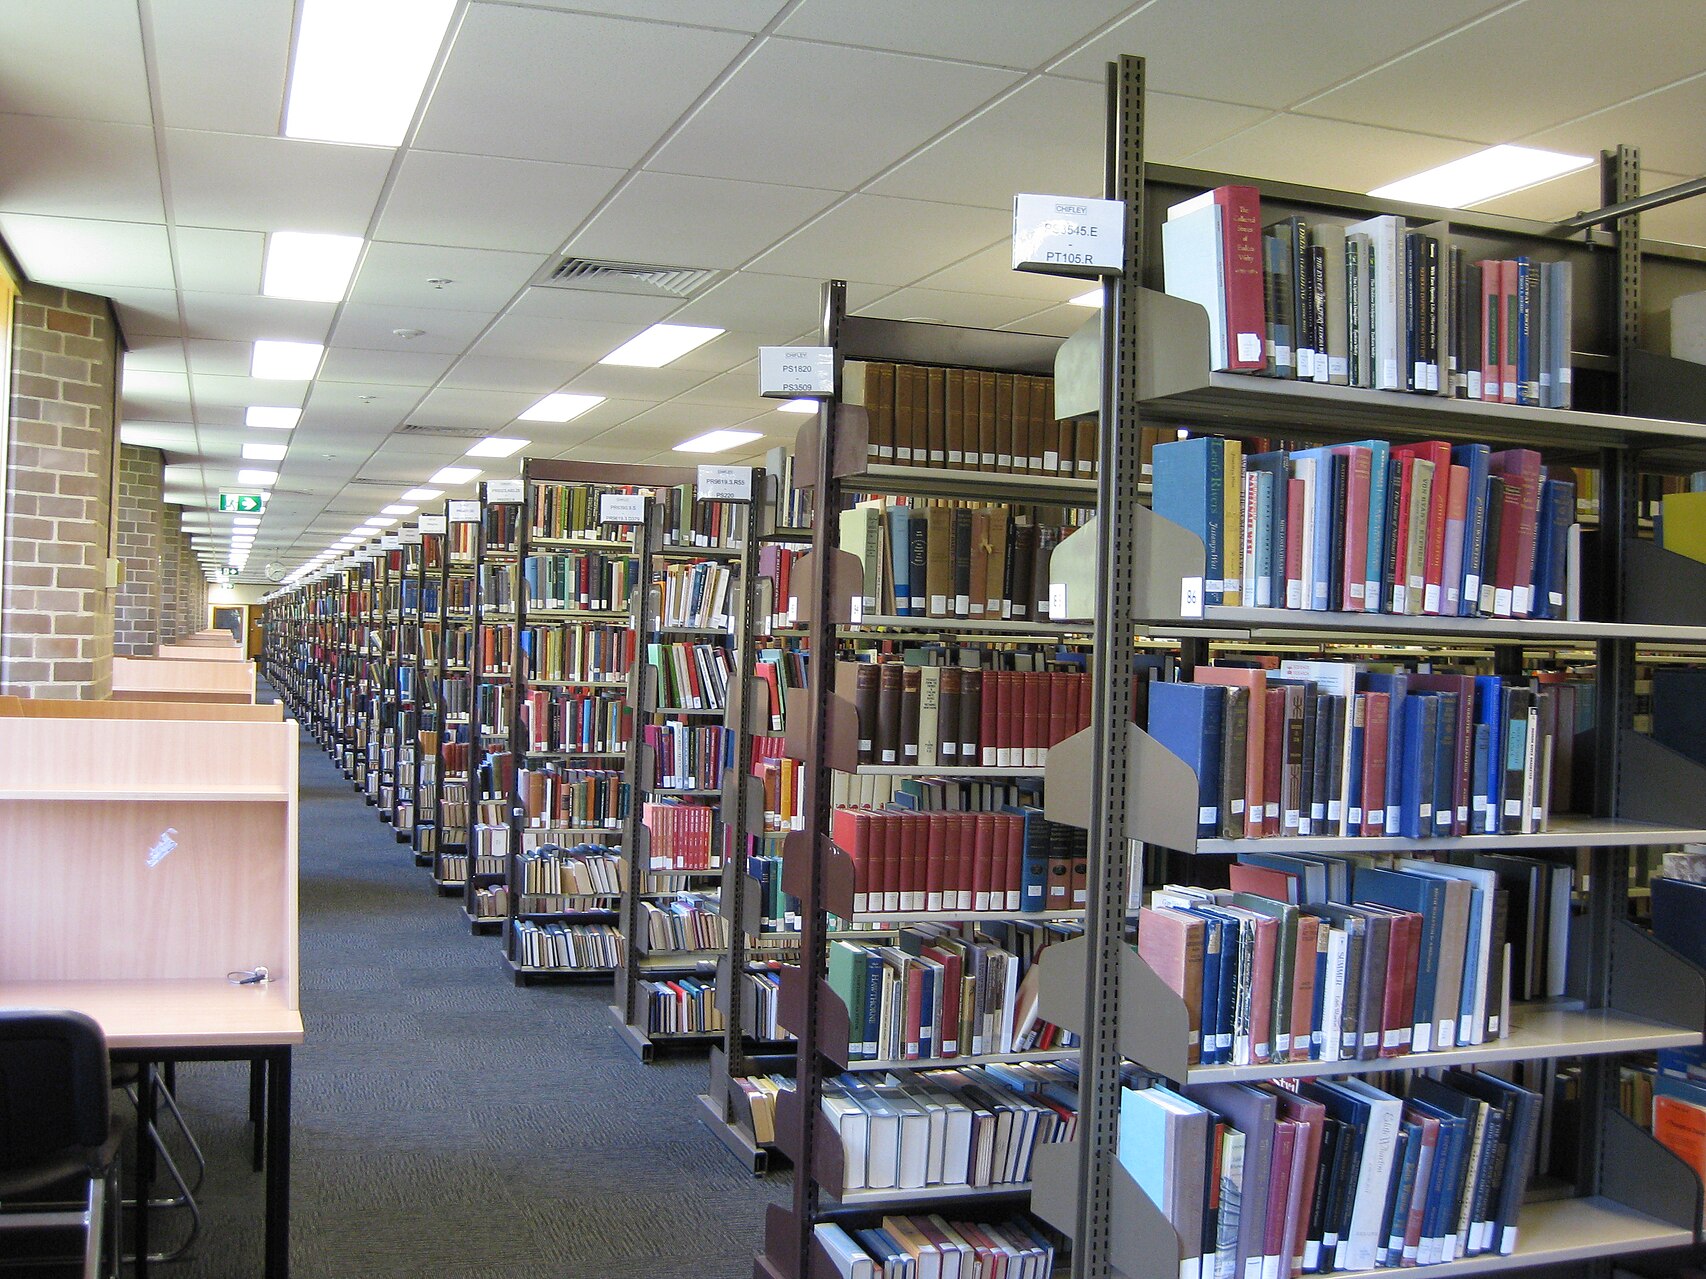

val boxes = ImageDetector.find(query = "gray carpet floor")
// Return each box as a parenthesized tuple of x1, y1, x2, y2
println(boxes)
(151, 686, 787, 1277)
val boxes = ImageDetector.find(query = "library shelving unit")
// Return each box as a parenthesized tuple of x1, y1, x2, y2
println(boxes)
(496, 459, 650, 985)
(411, 512, 449, 868)
(371, 535, 404, 821)
(756, 300, 1103, 1269)
(429, 500, 479, 895)
(608, 472, 764, 1061)
(387, 527, 423, 843)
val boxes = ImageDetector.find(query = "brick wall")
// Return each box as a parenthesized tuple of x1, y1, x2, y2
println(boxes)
(163, 507, 207, 640)
(114, 443, 163, 654)
(0, 282, 120, 699)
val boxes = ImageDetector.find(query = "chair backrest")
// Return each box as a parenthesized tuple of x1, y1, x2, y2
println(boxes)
(0, 1010, 111, 1171)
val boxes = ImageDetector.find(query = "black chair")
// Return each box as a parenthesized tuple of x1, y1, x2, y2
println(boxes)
(0, 1010, 123, 1278)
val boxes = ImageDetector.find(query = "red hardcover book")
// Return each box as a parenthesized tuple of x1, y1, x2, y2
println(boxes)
(1069, 842, 1089, 908)
(1022, 671, 1045, 768)
(1367, 906, 1416, 1057)
(1402, 1112, 1441, 1263)
(1393, 441, 1451, 614)
(922, 944, 964, 1057)
(1274, 1090, 1328, 1273)
(1387, 454, 1414, 613)
(902, 959, 925, 1059)
(1045, 836, 1072, 910)
(1487, 464, 1527, 617)
(1047, 671, 1073, 754)
(1479, 261, 1503, 402)
(830, 807, 870, 912)
(1076, 670, 1091, 734)
(1247, 910, 1279, 1064)
(1498, 259, 1519, 405)
(896, 813, 923, 913)
(1228, 863, 1299, 903)
(999, 813, 1023, 911)
(1359, 691, 1390, 837)
(1290, 914, 1321, 1065)
(1195, 666, 1268, 837)
(1179, 185, 1267, 371)
(924, 812, 949, 913)
(1285, 477, 1305, 609)
(971, 814, 997, 911)
(951, 812, 976, 911)
(1489, 448, 1543, 617)
(1263, 1119, 1299, 1268)
(875, 813, 900, 914)
(979, 669, 1001, 767)
(995, 669, 1017, 767)
(958, 668, 981, 762)
(1332, 444, 1373, 610)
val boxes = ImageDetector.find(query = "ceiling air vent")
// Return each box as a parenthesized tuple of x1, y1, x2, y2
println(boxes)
(396, 423, 487, 439)
(530, 257, 720, 299)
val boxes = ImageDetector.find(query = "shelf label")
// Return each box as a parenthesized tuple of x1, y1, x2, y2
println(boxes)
(400, 528, 422, 545)
(599, 492, 648, 524)
(1012, 193, 1125, 278)
(381, 535, 401, 549)
(850, 594, 865, 624)
(696, 464, 754, 502)
(486, 478, 524, 504)
(758, 345, 834, 398)
(419, 514, 447, 534)
(1179, 576, 1205, 618)
(448, 500, 480, 523)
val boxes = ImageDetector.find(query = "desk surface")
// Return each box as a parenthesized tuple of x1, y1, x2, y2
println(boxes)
(0, 979, 304, 1049)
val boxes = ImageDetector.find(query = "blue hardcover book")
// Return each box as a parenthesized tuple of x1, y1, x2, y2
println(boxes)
(1543, 477, 1574, 620)
(1409, 1103, 1467, 1262)
(862, 952, 885, 1058)
(1251, 468, 1275, 607)
(884, 504, 912, 616)
(915, 957, 936, 1059)
(1153, 436, 1226, 606)
(1360, 671, 1409, 832)
(1354, 866, 1446, 1052)
(1515, 257, 1539, 406)
(1311, 931, 1330, 1059)
(1530, 477, 1557, 620)
(1147, 680, 1225, 838)
(1397, 694, 1432, 840)
(1452, 444, 1492, 615)
(1346, 439, 1392, 611)
(1473, 677, 1505, 834)
(1195, 906, 1240, 1064)
(1246, 450, 1291, 610)
(1345, 693, 1367, 830)
(1432, 691, 1460, 836)
(1382, 1122, 1421, 1265)
(1179, 906, 1228, 1065)
(1290, 445, 1338, 610)
(1003, 805, 1052, 913)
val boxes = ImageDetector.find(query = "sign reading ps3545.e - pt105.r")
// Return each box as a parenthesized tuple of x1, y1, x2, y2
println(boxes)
(1011, 193, 1125, 277)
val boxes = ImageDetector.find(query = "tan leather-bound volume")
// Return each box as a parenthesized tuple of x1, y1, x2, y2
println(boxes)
(865, 362, 895, 462)
(1074, 417, 1097, 478)
(944, 369, 966, 465)
(875, 660, 904, 765)
(967, 509, 991, 618)
(975, 370, 997, 468)
(1055, 417, 1074, 478)
(923, 504, 953, 618)
(925, 366, 947, 466)
(983, 504, 1009, 619)
(891, 363, 915, 464)
(994, 372, 1015, 472)
(899, 665, 922, 765)
(1011, 374, 1033, 475)
(1031, 375, 1052, 473)
(849, 660, 881, 765)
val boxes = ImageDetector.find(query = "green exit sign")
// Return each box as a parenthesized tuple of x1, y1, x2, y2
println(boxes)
(219, 492, 265, 513)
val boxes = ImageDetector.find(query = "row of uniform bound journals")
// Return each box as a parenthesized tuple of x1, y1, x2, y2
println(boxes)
(1139, 848, 1570, 1070)
(814, 1216, 1057, 1279)
(1153, 434, 1579, 621)
(1143, 659, 1590, 842)
(1161, 184, 1575, 408)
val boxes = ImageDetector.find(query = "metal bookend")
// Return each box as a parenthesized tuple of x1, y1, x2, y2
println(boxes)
(778, 965, 852, 1068)
(1047, 520, 1098, 623)
(790, 549, 863, 626)
(1035, 935, 1191, 1082)
(1028, 1139, 1183, 1279)
(1608, 917, 1706, 1035)
(1601, 1109, 1704, 1236)
(1622, 537, 1706, 626)
(792, 405, 870, 492)
(1052, 289, 1214, 420)
(722, 772, 767, 835)
(1617, 728, 1706, 828)
(1044, 723, 1200, 854)
(1045, 508, 1209, 628)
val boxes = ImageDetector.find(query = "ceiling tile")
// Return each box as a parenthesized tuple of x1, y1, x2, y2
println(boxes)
(180, 293, 336, 344)
(570, 171, 840, 271)
(472, 310, 641, 365)
(188, 370, 321, 409)
(172, 226, 265, 295)
(1054, 0, 1509, 110)
(914, 242, 1093, 303)
(675, 363, 771, 410)
(163, 130, 392, 235)
(106, 286, 184, 338)
(332, 303, 493, 355)
(119, 369, 191, 411)
(749, 195, 1008, 285)
(376, 150, 622, 254)
(1297, 0, 1706, 142)
(317, 347, 457, 387)
(412, 386, 540, 429)
(121, 338, 188, 373)
(855, 287, 1059, 330)
(0, 214, 175, 290)
(149, 0, 293, 136)
(349, 242, 544, 312)
(0, 0, 151, 124)
(777, 0, 1131, 69)
(1001, 301, 1099, 339)
(619, 401, 756, 439)
(0, 115, 162, 222)
(1182, 114, 1477, 195)
(441, 353, 583, 395)
(184, 338, 260, 377)
(504, 285, 682, 326)
(300, 380, 422, 425)
(563, 363, 710, 401)
(512, 0, 790, 30)
(649, 39, 1020, 189)
(416, 6, 749, 167)
(1522, 73, 1706, 179)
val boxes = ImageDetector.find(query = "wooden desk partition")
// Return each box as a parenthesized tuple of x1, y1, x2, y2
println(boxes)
(159, 643, 247, 661)
(112, 655, 257, 703)
(0, 695, 282, 722)
(0, 712, 301, 1041)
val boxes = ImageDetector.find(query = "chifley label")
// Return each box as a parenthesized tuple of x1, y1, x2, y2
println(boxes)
(1012, 193, 1125, 277)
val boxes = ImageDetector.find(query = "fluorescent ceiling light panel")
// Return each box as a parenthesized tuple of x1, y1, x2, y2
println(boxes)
(364, 516, 397, 529)
(251, 340, 323, 380)
(1069, 288, 1102, 307)
(262, 231, 363, 303)
(673, 429, 763, 454)
(1368, 144, 1593, 208)
(245, 406, 301, 430)
(777, 399, 818, 414)
(599, 323, 723, 368)
(283, 0, 456, 147)
(400, 487, 441, 502)
(429, 466, 480, 485)
(381, 504, 417, 516)
(237, 469, 279, 485)
(518, 392, 604, 423)
(464, 436, 527, 459)
(232, 516, 260, 527)
(243, 441, 288, 461)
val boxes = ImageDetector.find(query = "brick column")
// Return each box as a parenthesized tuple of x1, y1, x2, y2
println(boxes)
(160, 501, 184, 643)
(114, 443, 163, 654)
(0, 282, 120, 698)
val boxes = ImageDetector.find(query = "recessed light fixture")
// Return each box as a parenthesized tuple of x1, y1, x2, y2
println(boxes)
(381, 503, 417, 516)
(600, 323, 724, 368)
(1069, 288, 1103, 307)
(262, 231, 363, 303)
(364, 516, 397, 529)
(777, 399, 819, 414)
(237, 469, 279, 485)
(1368, 144, 1594, 208)
(243, 441, 288, 461)
(518, 392, 604, 423)
(430, 465, 480, 486)
(673, 429, 763, 454)
(400, 487, 442, 502)
(464, 436, 527, 459)
(283, 0, 457, 147)
(251, 340, 323, 380)
(246, 406, 301, 430)
(232, 516, 260, 527)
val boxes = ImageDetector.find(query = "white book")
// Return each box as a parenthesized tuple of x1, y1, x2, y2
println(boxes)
(815, 1223, 876, 1279)
(822, 1093, 869, 1191)
(1345, 214, 1405, 391)
(1320, 925, 1348, 1061)
(1335, 1080, 1404, 1270)
(1162, 204, 1230, 371)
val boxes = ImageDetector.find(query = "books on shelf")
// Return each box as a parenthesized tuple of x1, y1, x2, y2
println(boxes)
(734, 1072, 796, 1144)
(648, 640, 734, 710)
(644, 722, 728, 792)
(482, 502, 519, 551)
(641, 975, 723, 1034)
(643, 799, 718, 871)
(639, 894, 730, 952)
(1152, 434, 1579, 620)
(815, 1216, 1056, 1278)
(514, 843, 625, 899)
(852, 360, 1077, 478)
(654, 559, 736, 630)
(754, 645, 808, 731)
(529, 480, 650, 542)
(1162, 184, 1574, 407)
(522, 551, 638, 612)
(521, 688, 630, 755)
(512, 920, 622, 970)
(756, 545, 807, 634)
(516, 765, 628, 828)
(765, 445, 815, 530)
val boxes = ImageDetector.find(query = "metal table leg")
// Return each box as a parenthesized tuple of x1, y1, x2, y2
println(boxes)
(263, 1048, 291, 1279)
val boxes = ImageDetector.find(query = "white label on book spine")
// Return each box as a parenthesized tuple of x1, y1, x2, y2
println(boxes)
(1236, 331, 1262, 363)
(1199, 806, 1215, 826)
(1179, 576, 1204, 618)
(1494, 587, 1513, 616)
(1423, 583, 1440, 613)
(487, 478, 524, 503)
(1383, 358, 1399, 387)
(1512, 585, 1531, 616)
(448, 500, 479, 523)
(1414, 1025, 1431, 1053)
(758, 345, 833, 397)
(1230, 799, 1245, 815)
(850, 595, 864, 623)
(696, 464, 753, 501)
(1328, 355, 1349, 379)
(599, 493, 647, 524)
(1298, 349, 1316, 379)
(1285, 580, 1303, 609)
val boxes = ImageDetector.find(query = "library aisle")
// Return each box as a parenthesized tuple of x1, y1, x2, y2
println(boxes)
(168, 681, 785, 1278)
